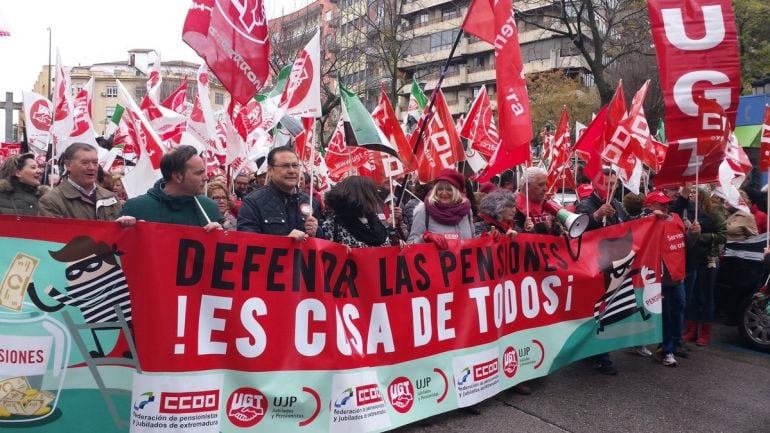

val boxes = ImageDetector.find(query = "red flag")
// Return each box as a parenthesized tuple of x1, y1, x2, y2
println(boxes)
(463, 0, 532, 181)
(601, 83, 637, 174)
(648, 0, 740, 187)
(546, 106, 573, 193)
(371, 84, 417, 177)
(182, 0, 269, 105)
(325, 117, 370, 181)
(459, 85, 499, 159)
(575, 105, 609, 196)
(295, 117, 316, 168)
(162, 77, 189, 115)
(696, 97, 730, 157)
(410, 90, 465, 183)
(760, 105, 770, 172)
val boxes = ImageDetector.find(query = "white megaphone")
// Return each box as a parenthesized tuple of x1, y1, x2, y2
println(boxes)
(542, 200, 589, 238)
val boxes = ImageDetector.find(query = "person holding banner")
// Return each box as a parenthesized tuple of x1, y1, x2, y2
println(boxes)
(576, 169, 628, 231)
(120, 145, 221, 231)
(474, 189, 518, 238)
(237, 146, 323, 241)
(322, 176, 391, 248)
(682, 186, 726, 347)
(513, 167, 561, 235)
(0, 153, 43, 215)
(407, 168, 474, 249)
(39, 142, 134, 226)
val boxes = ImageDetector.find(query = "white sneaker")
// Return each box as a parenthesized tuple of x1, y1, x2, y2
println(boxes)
(635, 346, 652, 357)
(662, 353, 677, 367)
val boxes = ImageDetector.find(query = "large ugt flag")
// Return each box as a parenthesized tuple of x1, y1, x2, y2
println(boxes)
(648, 0, 740, 187)
(462, 0, 532, 181)
(183, 0, 270, 105)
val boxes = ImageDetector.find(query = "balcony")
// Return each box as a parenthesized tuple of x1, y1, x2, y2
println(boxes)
(402, 0, 457, 15)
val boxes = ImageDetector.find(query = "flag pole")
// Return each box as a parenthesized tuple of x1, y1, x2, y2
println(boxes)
(397, 29, 465, 207)
(308, 119, 317, 214)
(766, 168, 769, 249)
(694, 163, 699, 224)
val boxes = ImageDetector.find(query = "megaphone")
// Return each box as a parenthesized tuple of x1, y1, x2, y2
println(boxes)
(542, 201, 589, 238)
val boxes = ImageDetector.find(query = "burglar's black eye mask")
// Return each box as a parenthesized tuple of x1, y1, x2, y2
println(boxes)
(65, 254, 107, 281)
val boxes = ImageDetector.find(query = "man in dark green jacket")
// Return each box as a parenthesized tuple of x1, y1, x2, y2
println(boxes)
(121, 145, 221, 230)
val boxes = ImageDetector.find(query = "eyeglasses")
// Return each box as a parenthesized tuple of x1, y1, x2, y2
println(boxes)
(211, 195, 228, 201)
(272, 163, 300, 170)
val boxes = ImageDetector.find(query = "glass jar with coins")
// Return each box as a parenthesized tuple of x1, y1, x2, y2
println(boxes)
(0, 306, 71, 424)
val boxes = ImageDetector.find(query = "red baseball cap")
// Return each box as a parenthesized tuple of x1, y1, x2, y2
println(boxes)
(644, 190, 673, 207)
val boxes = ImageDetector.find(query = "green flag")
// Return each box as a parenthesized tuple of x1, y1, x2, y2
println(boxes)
(340, 83, 400, 159)
(105, 104, 125, 137)
(404, 77, 428, 132)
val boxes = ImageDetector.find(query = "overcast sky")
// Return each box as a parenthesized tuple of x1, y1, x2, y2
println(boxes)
(0, 0, 310, 100)
(0, 1, 311, 138)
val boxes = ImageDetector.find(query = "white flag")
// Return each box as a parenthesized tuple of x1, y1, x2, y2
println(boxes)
(22, 91, 51, 154)
(280, 31, 321, 118)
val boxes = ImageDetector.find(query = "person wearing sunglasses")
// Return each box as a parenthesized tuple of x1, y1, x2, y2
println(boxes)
(237, 146, 324, 241)
(0, 153, 43, 215)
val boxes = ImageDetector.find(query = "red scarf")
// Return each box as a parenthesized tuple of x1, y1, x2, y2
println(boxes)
(478, 213, 513, 232)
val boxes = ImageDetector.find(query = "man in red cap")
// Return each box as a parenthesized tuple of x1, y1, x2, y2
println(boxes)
(640, 190, 700, 367)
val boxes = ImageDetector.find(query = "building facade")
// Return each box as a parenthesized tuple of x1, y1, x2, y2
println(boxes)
(31, 49, 228, 135)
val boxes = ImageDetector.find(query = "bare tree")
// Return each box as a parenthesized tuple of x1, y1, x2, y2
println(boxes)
(337, 0, 417, 108)
(516, 0, 654, 105)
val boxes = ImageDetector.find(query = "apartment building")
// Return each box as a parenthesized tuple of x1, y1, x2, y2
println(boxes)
(398, 0, 591, 116)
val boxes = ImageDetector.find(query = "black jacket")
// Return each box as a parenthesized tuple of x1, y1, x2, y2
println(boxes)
(575, 191, 628, 231)
(237, 182, 324, 238)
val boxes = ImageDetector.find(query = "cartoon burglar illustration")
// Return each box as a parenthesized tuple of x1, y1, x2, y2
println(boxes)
(27, 236, 131, 357)
(594, 230, 652, 334)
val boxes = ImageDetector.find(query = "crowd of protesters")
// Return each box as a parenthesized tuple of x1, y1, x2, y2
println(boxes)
(1, 143, 768, 376)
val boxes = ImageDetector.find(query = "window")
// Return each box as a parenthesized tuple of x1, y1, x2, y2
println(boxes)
(430, 29, 459, 53)
(106, 106, 115, 119)
(135, 86, 147, 99)
(418, 13, 429, 25)
(214, 92, 225, 105)
(442, 7, 458, 20)
(105, 86, 118, 97)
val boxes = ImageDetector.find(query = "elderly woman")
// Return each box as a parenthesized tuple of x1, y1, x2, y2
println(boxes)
(207, 182, 237, 230)
(322, 176, 390, 248)
(407, 168, 474, 249)
(474, 189, 518, 237)
(0, 153, 44, 215)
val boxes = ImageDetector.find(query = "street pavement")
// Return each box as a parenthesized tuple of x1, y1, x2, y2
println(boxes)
(394, 323, 770, 433)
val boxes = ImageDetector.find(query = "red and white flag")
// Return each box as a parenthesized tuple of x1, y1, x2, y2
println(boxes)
(146, 54, 162, 104)
(546, 106, 575, 193)
(162, 77, 189, 115)
(463, 0, 532, 181)
(22, 91, 52, 154)
(182, 0, 269, 104)
(760, 105, 770, 172)
(371, 84, 417, 178)
(117, 80, 165, 198)
(140, 93, 186, 147)
(280, 31, 321, 118)
(459, 85, 499, 159)
(648, 0, 741, 187)
(695, 96, 730, 157)
(181, 65, 221, 155)
(324, 115, 370, 181)
(410, 90, 465, 183)
(50, 49, 73, 156)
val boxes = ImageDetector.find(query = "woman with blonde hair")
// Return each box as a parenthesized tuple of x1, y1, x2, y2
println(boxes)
(0, 153, 44, 215)
(407, 169, 474, 249)
(207, 182, 237, 230)
(682, 186, 726, 346)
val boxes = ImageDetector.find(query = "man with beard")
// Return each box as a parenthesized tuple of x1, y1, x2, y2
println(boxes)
(120, 145, 221, 230)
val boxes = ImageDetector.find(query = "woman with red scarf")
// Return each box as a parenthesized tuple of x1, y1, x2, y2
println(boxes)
(475, 189, 518, 237)
(407, 169, 474, 249)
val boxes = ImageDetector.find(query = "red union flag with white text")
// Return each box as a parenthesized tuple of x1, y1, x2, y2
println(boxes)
(183, 0, 270, 105)
(462, 0, 532, 181)
(648, 0, 740, 187)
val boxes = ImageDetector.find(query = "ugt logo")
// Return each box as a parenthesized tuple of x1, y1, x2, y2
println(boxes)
(216, 0, 268, 42)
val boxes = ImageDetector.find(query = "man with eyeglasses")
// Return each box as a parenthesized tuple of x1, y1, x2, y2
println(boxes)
(38, 142, 134, 225)
(237, 146, 323, 241)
